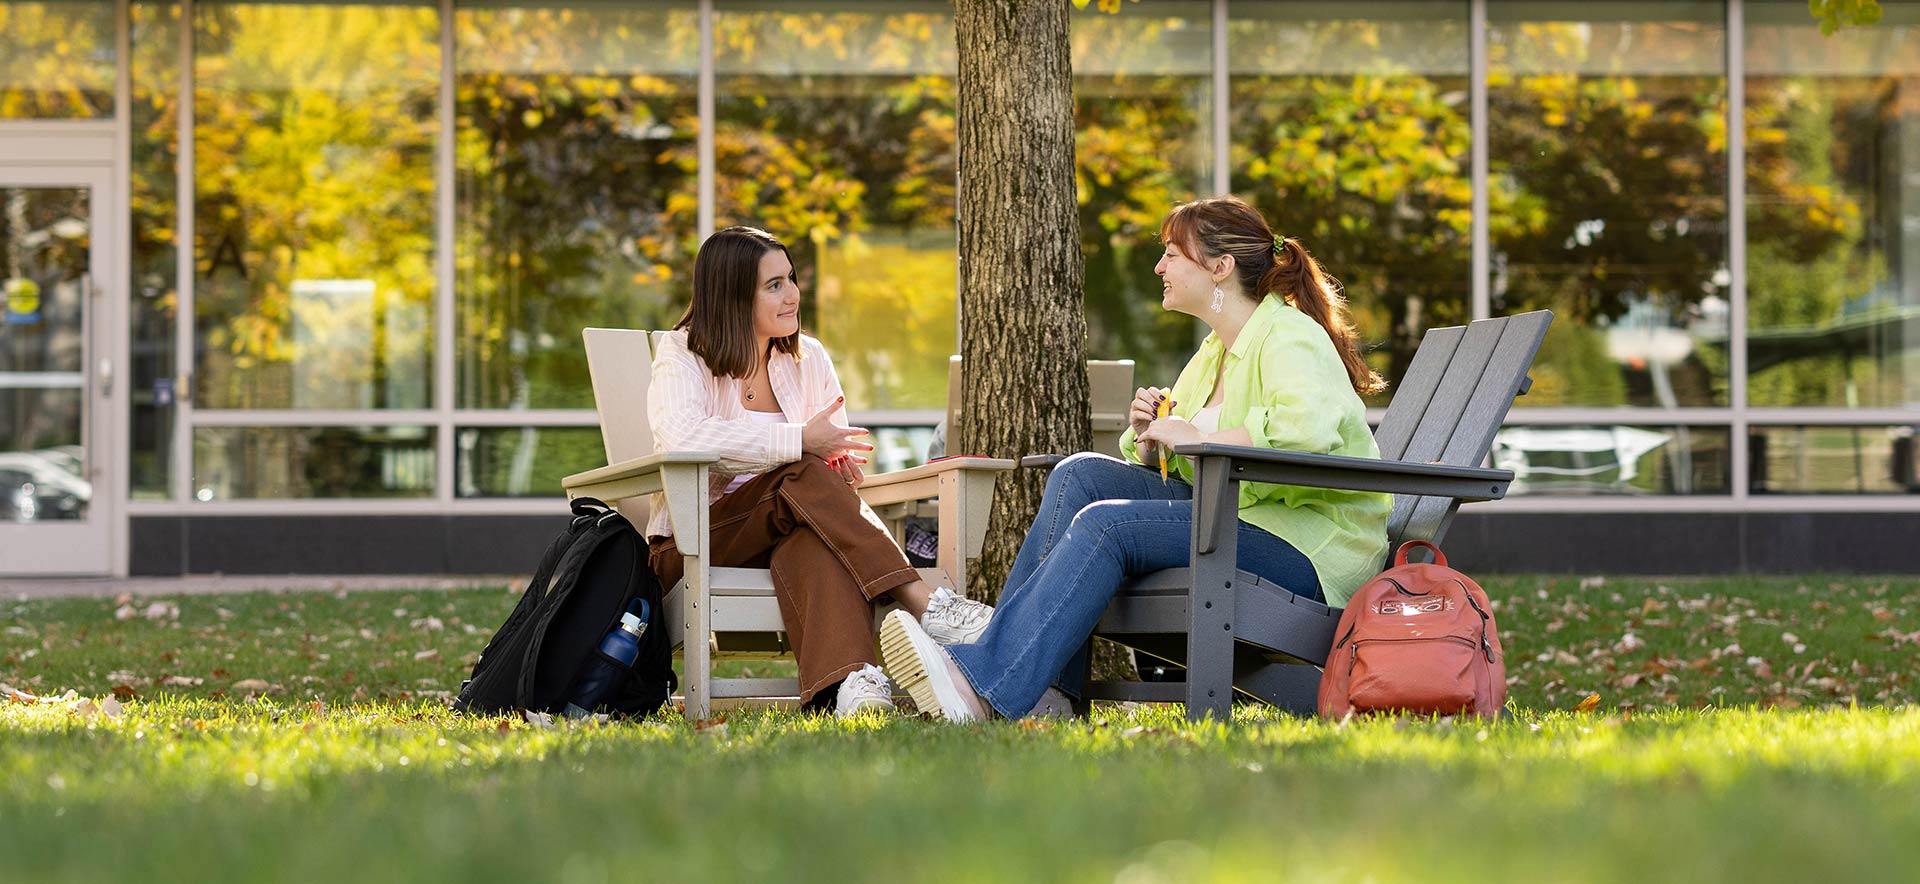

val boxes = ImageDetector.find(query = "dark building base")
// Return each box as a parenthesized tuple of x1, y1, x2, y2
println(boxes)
(130, 511, 1920, 577)
(130, 514, 575, 576)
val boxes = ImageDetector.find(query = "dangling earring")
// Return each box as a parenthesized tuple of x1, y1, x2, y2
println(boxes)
(1210, 286, 1225, 313)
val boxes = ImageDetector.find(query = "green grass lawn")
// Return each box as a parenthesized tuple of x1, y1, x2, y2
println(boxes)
(4, 576, 1918, 883)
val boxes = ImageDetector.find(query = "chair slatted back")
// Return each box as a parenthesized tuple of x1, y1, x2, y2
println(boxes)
(583, 328, 663, 465)
(1371, 311, 1553, 552)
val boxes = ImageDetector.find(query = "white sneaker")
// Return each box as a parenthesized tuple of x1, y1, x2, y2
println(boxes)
(879, 610, 989, 722)
(834, 663, 897, 718)
(920, 586, 993, 645)
(1027, 687, 1075, 719)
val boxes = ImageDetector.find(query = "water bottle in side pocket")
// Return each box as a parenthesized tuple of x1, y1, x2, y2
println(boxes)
(561, 600, 649, 718)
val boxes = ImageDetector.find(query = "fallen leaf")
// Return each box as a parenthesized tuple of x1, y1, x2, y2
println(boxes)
(114, 605, 136, 621)
(159, 675, 203, 687)
(231, 679, 273, 693)
(110, 684, 137, 700)
(101, 696, 124, 720)
(414, 649, 440, 662)
(142, 602, 179, 621)
(410, 617, 445, 631)
(1574, 693, 1601, 713)
(694, 715, 728, 737)
(523, 710, 554, 728)
(69, 697, 99, 718)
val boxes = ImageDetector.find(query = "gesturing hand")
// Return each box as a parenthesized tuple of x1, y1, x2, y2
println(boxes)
(801, 397, 874, 462)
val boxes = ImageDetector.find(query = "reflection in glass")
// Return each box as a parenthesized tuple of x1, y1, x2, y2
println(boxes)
(1745, 3, 1920, 409)
(455, 426, 604, 498)
(193, 426, 435, 499)
(714, 2, 957, 412)
(1750, 425, 1919, 495)
(1489, 2, 1729, 408)
(192, 2, 438, 409)
(1074, 1, 1212, 389)
(1495, 424, 1730, 496)
(455, 3, 698, 410)
(1, 186, 90, 520)
(0, 0, 116, 118)
(131, 2, 180, 498)
(1229, 0, 1470, 406)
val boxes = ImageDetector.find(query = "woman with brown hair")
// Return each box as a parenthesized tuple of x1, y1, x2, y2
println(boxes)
(644, 226, 992, 717)
(880, 196, 1391, 721)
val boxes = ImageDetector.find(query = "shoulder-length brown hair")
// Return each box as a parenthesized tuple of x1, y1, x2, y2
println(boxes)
(674, 226, 802, 379)
(1159, 196, 1385, 397)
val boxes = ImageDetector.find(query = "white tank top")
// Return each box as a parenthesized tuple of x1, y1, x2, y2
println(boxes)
(1191, 405, 1222, 434)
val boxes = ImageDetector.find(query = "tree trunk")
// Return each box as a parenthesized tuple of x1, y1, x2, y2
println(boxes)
(955, 0, 1089, 602)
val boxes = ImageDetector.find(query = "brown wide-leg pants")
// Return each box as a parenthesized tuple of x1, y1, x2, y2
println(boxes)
(647, 455, 921, 704)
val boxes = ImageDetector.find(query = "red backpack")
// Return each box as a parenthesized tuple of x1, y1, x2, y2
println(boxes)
(1318, 540, 1506, 719)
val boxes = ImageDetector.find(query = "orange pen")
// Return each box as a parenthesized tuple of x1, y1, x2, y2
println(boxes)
(1154, 391, 1172, 483)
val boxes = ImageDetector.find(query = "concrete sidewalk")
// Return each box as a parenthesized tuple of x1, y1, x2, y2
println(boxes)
(1, 575, 527, 600)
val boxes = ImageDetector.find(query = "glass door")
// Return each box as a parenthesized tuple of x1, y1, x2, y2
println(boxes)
(0, 165, 115, 574)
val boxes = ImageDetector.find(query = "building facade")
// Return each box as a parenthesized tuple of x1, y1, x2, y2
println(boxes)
(1, 0, 1917, 577)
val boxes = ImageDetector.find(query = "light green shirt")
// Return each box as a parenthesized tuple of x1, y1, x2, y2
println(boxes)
(1120, 295, 1391, 606)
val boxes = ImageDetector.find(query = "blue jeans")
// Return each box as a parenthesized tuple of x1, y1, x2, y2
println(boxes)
(947, 452, 1323, 718)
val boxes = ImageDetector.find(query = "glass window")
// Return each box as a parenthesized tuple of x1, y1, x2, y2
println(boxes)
(1745, 3, 1920, 409)
(1, 185, 92, 521)
(1074, 1, 1213, 389)
(130, 2, 180, 499)
(192, 426, 435, 499)
(0, 0, 116, 118)
(1495, 424, 1730, 495)
(454, 2, 698, 410)
(1489, 2, 1730, 408)
(191, 1, 439, 410)
(1750, 425, 1919, 494)
(713, 1, 958, 413)
(455, 426, 604, 498)
(1230, 1, 1471, 407)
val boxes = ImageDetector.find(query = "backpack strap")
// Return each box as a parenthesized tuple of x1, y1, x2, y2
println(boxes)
(1395, 540, 1447, 568)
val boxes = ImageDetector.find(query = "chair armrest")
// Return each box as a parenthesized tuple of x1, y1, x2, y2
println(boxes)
(856, 455, 1016, 506)
(1170, 442, 1513, 502)
(1020, 453, 1067, 470)
(858, 456, 1014, 590)
(561, 450, 722, 498)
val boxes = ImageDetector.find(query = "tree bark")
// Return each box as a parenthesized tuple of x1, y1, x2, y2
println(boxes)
(955, 0, 1089, 602)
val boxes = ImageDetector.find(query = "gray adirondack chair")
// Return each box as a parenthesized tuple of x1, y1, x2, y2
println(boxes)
(1077, 310, 1554, 720)
(559, 328, 1015, 719)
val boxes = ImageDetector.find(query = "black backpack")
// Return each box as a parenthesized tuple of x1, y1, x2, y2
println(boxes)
(453, 497, 676, 718)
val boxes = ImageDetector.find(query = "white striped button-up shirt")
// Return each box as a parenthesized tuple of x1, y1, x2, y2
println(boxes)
(645, 328, 848, 538)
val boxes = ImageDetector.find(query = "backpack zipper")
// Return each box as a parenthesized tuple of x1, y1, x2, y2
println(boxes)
(1346, 634, 1480, 677)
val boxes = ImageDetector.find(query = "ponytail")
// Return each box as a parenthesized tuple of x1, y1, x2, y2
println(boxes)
(1260, 237, 1385, 397)
(1162, 196, 1385, 398)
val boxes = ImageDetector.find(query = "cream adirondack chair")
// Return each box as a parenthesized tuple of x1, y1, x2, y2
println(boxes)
(560, 329, 1015, 718)
(946, 356, 1135, 458)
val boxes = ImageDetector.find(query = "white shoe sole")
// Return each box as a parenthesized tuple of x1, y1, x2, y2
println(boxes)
(879, 610, 981, 722)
